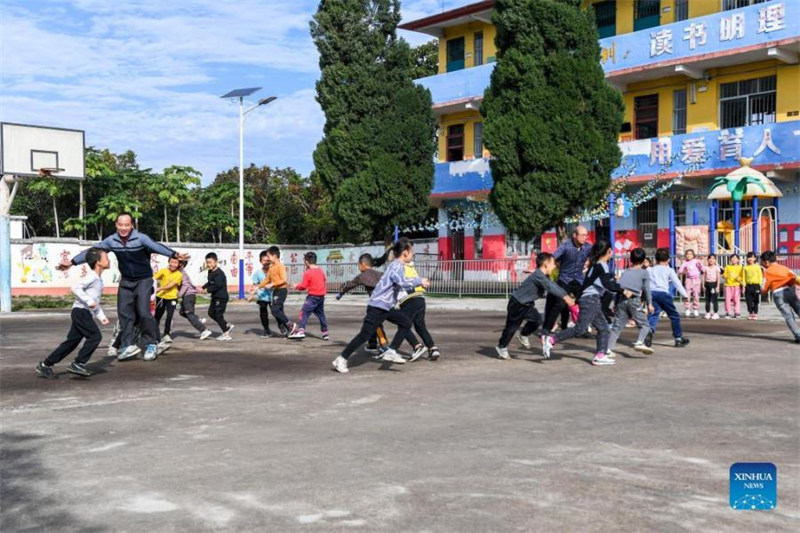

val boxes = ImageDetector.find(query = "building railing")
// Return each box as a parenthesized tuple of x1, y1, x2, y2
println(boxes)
(286, 254, 800, 297)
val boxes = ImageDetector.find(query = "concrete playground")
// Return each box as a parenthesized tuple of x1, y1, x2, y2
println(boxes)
(1, 297, 798, 532)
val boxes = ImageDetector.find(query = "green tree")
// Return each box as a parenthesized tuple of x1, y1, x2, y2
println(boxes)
(26, 176, 73, 238)
(311, 0, 437, 242)
(483, 0, 623, 240)
(153, 165, 202, 242)
(411, 39, 439, 78)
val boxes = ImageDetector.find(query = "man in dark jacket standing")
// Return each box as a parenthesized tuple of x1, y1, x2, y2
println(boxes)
(58, 213, 189, 361)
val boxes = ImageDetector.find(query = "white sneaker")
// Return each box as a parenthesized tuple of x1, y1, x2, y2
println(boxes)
(380, 348, 406, 364)
(107, 346, 117, 357)
(225, 324, 235, 335)
(712, 313, 720, 320)
(162, 334, 173, 344)
(143, 344, 158, 361)
(495, 346, 510, 360)
(692, 310, 699, 318)
(332, 356, 349, 373)
(409, 345, 428, 362)
(516, 332, 531, 349)
(216, 333, 231, 341)
(199, 329, 212, 340)
(605, 349, 616, 359)
(541, 336, 555, 359)
(592, 353, 616, 366)
(633, 343, 654, 355)
(117, 345, 141, 361)
(684, 309, 691, 317)
(157, 341, 170, 355)
(704, 313, 711, 319)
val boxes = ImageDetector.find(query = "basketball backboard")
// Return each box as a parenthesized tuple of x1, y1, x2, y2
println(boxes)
(0, 123, 85, 180)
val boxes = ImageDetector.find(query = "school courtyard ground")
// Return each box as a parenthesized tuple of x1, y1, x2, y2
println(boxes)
(1, 297, 798, 532)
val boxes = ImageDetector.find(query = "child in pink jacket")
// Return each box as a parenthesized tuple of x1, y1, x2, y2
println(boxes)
(678, 249, 704, 318)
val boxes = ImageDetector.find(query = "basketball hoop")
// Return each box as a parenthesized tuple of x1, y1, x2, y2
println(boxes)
(37, 167, 64, 177)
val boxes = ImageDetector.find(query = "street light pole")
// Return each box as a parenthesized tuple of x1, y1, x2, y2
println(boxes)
(220, 87, 277, 299)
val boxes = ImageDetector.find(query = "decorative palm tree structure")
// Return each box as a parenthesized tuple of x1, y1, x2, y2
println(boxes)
(708, 158, 782, 253)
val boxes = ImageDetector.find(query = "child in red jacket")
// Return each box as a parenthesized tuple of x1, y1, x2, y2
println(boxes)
(289, 252, 328, 340)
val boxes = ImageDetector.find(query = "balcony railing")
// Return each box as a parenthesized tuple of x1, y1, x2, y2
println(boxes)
(416, 63, 494, 109)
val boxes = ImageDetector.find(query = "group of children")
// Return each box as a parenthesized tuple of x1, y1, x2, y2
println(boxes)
(495, 245, 800, 367)
(35, 239, 800, 379)
(678, 250, 765, 320)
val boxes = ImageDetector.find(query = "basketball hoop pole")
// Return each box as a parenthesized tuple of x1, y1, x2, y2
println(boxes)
(1, 175, 21, 313)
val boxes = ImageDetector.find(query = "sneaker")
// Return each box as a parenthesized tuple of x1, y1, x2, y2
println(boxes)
(288, 328, 306, 339)
(752, 314, 758, 320)
(279, 326, 289, 337)
(117, 345, 141, 361)
(725, 314, 733, 320)
(371, 351, 385, 361)
(380, 348, 406, 364)
(592, 353, 616, 366)
(332, 355, 349, 373)
(287, 322, 298, 337)
(674, 337, 690, 348)
(684, 310, 691, 317)
(516, 332, 531, 349)
(35, 361, 56, 379)
(199, 329, 213, 340)
(541, 335, 555, 359)
(107, 346, 117, 357)
(321, 331, 330, 341)
(625, 320, 636, 328)
(260, 330, 275, 339)
(712, 313, 720, 320)
(409, 345, 428, 362)
(693, 310, 699, 318)
(156, 341, 170, 356)
(216, 333, 232, 341)
(644, 330, 653, 348)
(495, 346, 510, 360)
(143, 344, 158, 361)
(734, 314, 741, 319)
(633, 342, 655, 355)
(225, 324, 235, 335)
(162, 334, 173, 344)
(200, 317, 207, 324)
(67, 361, 92, 377)
(660, 311, 667, 318)
(704, 313, 711, 320)
(428, 348, 441, 361)
(605, 349, 616, 359)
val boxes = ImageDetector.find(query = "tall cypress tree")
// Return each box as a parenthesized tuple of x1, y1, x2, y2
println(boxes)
(482, 0, 623, 240)
(311, 0, 436, 242)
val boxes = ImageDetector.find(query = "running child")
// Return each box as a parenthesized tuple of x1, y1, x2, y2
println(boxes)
(722, 255, 744, 319)
(248, 250, 276, 338)
(178, 259, 212, 340)
(542, 241, 625, 366)
(36, 248, 111, 378)
(496, 252, 574, 360)
(399, 258, 440, 362)
(678, 249, 703, 318)
(153, 257, 182, 344)
(200, 252, 234, 340)
(703, 254, 722, 319)
(289, 252, 328, 340)
(743, 252, 763, 320)
(258, 246, 294, 337)
(760, 251, 800, 343)
(331, 238, 427, 374)
(607, 248, 655, 357)
(646, 248, 690, 348)
(337, 253, 388, 353)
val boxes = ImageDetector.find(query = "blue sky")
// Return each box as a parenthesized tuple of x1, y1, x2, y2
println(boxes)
(0, 0, 471, 183)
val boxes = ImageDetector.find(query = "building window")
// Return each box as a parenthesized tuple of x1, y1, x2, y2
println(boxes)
(594, 1, 616, 38)
(722, 0, 768, 11)
(473, 122, 483, 158)
(447, 124, 464, 162)
(673, 88, 687, 135)
(473, 32, 484, 66)
(633, 0, 660, 32)
(672, 198, 686, 227)
(636, 197, 658, 250)
(720, 75, 776, 129)
(718, 199, 753, 222)
(634, 94, 659, 140)
(474, 214, 483, 259)
(446, 37, 465, 72)
(674, 0, 689, 21)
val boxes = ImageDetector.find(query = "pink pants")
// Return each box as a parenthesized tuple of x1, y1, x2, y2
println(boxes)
(725, 285, 741, 316)
(684, 277, 701, 311)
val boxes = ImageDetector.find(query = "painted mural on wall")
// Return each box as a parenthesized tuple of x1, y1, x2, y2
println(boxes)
(676, 226, 710, 257)
(11, 240, 437, 293)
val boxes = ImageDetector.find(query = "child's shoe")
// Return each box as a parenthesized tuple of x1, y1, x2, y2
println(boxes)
(516, 332, 531, 348)
(199, 329, 212, 340)
(692, 310, 699, 318)
(592, 352, 616, 366)
(541, 336, 556, 359)
(495, 346, 510, 360)
(321, 331, 330, 341)
(331, 356, 349, 373)
(712, 313, 720, 320)
(35, 361, 56, 379)
(674, 337, 690, 348)
(704, 313, 711, 320)
(684, 309, 691, 317)
(67, 362, 92, 377)
(428, 347, 441, 361)
(633, 342, 654, 355)
(288, 328, 306, 339)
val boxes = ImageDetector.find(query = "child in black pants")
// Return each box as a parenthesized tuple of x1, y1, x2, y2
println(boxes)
(200, 252, 233, 340)
(36, 248, 111, 378)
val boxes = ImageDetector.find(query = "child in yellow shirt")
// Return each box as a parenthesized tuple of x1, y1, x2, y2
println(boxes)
(743, 252, 764, 319)
(154, 257, 183, 343)
(722, 255, 745, 319)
